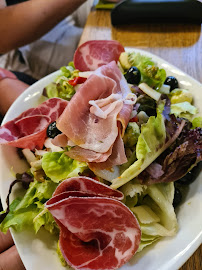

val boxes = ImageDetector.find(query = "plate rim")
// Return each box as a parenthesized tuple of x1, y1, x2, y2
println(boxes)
(0, 47, 201, 270)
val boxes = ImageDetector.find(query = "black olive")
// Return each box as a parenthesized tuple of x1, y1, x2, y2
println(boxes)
(47, 121, 62, 138)
(173, 187, 182, 208)
(125, 66, 141, 85)
(164, 76, 179, 91)
(177, 162, 202, 185)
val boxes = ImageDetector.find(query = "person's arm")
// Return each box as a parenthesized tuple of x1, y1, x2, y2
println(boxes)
(0, 230, 25, 270)
(0, 0, 86, 54)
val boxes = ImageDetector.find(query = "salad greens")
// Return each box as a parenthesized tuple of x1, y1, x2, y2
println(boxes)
(42, 152, 87, 183)
(43, 63, 77, 101)
(44, 82, 75, 101)
(192, 116, 202, 128)
(123, 122, 140, 148)
(0, 179, 58, 234)
(170, 101, 198, 120)
(120, 52, 166, 90)
(111, 109, 167, 189)
(0, 49, 201, 269)
(168, 88, 198, 121)
(121, 181, 177, 251)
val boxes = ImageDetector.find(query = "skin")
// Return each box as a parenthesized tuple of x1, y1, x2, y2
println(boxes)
(0, 230, 25, 270)
(0, 78, 28, 115)
(0, 0, 87, 54)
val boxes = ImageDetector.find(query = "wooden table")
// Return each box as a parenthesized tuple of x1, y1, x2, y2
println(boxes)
(79, 8, 202, 270)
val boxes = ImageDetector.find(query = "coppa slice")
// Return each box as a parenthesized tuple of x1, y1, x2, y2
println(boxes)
(0, 98, 68, 150)
(74, 40, 125, 71)
(53, 176, 124, 200)
(46, 196, 141, 270)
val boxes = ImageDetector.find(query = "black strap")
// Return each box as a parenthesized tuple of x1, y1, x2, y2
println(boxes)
(6, 0, 28, 6)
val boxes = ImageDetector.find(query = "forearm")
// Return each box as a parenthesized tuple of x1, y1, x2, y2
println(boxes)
(0, 77, 28, 115)
(0, 0, 86, 54)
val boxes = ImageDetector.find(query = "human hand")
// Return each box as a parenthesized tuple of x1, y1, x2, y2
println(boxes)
(0, 230, 25, 270)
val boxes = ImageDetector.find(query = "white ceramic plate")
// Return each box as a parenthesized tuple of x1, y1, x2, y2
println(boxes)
(0, 48, 201, 270)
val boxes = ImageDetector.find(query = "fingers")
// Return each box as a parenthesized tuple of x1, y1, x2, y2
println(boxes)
(0, 230, 14, 253)
(0, 245, 25, 270)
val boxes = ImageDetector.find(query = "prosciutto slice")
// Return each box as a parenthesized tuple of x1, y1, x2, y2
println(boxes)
(0, 98, 68, 150)
(57, 61, 136, 168)
(73, 40, 125, 71)
(46, 177, 141, 270)
(88, 131, 127, 171)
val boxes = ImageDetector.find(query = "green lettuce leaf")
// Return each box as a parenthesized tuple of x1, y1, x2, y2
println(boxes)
(15, 179, 57, 210)
(111, 111, 166, 189)
(138, 234, 160, 252)
(123, 122, 140, 147)
(0, 180, 58, 234)
(43, 64, 76, 100)
(192, 116, 202, 128)
(121, 181, 178, 252)
(42, 152, 87, 183)
(0, 199, 38, 233)
(33, 204, 59, 234)
(44, 82, 75, 101)
(145, 183, 177, 233)
(128, 52, 166, 90)
(169, 88, 192, 104)
(170, 102, 198, 121)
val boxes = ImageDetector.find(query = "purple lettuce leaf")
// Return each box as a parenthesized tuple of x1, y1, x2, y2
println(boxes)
(139, 126, 202, 185)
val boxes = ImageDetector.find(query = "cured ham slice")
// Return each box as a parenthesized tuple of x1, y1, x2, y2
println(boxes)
(53, 176, 124, 200)
(74, 40, 125, 71)
(57, 61, 136, 168)
(66, 145, 113, 163)
(46, 177, 141, 270)
(0, 98, 68, 150)
(89, 131, 127, 171)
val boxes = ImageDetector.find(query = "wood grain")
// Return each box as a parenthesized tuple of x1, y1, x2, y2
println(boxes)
(79, 9, 202, 269)
(79, 10, 202, 83)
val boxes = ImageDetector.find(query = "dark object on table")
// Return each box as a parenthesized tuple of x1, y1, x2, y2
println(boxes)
(111, 0, 202, 25)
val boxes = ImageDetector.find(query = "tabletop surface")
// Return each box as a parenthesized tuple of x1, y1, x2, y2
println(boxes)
(79, 8, 202, 270)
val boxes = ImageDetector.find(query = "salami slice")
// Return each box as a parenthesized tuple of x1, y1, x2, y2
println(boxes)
(0, 98, 68, 150)
(53, 176, 124, 200)
(46, 196, 141, 270)
(73, 40, 125, 71)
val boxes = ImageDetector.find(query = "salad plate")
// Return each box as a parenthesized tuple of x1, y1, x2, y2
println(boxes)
(0, 47, 201, 270)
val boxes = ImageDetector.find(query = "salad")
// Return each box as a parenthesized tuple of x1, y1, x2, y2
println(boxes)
(0, 40, 201, 270)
